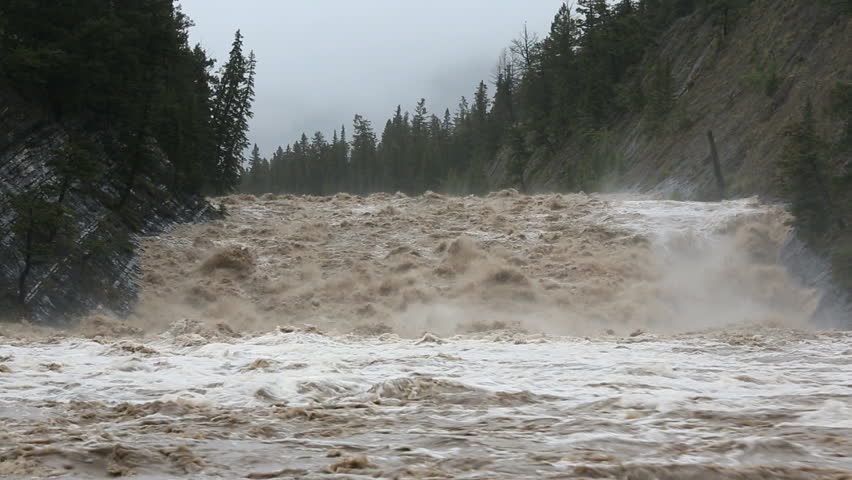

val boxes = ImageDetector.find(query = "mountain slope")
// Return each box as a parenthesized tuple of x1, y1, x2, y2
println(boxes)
(506, 0, 850, 199)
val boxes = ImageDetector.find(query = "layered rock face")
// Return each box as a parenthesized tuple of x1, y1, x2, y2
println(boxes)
(0, 85, 213, 323)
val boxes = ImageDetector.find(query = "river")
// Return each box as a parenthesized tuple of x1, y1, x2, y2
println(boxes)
(1, 191, 849, 478)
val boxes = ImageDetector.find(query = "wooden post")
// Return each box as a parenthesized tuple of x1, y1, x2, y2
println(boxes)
(707, 130, 726, 200)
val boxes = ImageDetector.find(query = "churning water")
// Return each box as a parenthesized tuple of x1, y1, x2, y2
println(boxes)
(1, 192, 849, 479)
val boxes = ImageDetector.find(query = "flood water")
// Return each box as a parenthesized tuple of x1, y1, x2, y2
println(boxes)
(1, 191, 850, 479)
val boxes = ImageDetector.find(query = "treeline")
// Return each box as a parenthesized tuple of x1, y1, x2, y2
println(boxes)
(0, 1, 255, 307)
(242, 0, 749, 196)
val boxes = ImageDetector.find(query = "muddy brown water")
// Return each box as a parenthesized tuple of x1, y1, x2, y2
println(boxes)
(1, 191, 849, 479)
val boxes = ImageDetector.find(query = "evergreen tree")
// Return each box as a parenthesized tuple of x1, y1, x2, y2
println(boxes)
(244, 144, 263, 193)
(492, 52, 517, 141)
(412, 99, 429, 191)
(646, 58, 675, 129)
(778, 100, 835, 239)
(351, 115, 378, 195)
(10, 186, 77, 306)
(337, 125, 350, 192)
(210, 31, 256, 194)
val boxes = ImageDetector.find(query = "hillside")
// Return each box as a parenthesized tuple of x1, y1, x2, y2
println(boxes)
(506, 0, 851, 199)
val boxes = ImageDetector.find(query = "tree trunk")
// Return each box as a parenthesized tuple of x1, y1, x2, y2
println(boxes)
(707, 130, 727, 200)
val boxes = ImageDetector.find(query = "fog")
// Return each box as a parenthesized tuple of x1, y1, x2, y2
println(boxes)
(177, 0, 565, 156)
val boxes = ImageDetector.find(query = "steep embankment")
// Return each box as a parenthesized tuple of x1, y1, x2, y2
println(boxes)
(505, 0, 850, 198)
(0, 85, 213, 323)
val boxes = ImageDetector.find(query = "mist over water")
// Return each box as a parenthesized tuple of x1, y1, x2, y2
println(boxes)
(132, 191, 821, 335)
(1, 193, 850, 479)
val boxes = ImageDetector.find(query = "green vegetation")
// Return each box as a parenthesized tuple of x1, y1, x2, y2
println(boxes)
(1, 0, 256, 309)
(243, 0, 741, 196)
(777, 100, 834, 239)
(741, 44, 780, 98)
(0, 0, 255, 195)
(778, 97, 852, 291)
(832, 81, 852, 145)
(10, 186, 78, 305)
(645, 59, 677, 132)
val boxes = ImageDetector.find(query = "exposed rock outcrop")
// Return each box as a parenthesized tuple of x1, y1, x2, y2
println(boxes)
(0, 84, 214, 323)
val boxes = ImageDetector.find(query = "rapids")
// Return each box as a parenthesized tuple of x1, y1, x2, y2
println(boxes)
(1, 191, 849, 479)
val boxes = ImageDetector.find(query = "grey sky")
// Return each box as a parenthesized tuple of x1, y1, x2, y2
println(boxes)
(178, 1, 565, 156)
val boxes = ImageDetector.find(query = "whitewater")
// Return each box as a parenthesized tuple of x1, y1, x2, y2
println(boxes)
(1, 191, 850, 479)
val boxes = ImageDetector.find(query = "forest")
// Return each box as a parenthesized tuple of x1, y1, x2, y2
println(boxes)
(0, 0, 256, 306)
(240, 0, 754, 197)
(0, 0, 256, 196)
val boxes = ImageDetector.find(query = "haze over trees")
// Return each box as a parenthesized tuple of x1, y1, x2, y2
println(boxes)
(242, 0, 758, 197)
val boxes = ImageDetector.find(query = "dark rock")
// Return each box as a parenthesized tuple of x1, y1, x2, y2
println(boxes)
(0, 83, 215, 324)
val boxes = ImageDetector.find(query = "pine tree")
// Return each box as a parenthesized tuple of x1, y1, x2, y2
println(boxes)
(778, 100, 835, 239)
(338, 125, 350, 192)
(351, 115, 377, 195)
(646, 58, 675, 130)
(210, 31, 256, 194)
(48, 138, 102, 204)
(245, 144, 263, 193)
(233, 50, 257, 172)
(310, 131, 328, 194)
(492, 51, 517, 141)
(10, 187, 77, 306)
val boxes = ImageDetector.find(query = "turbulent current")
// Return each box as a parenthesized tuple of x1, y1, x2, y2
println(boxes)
(1, 191, 850, 479)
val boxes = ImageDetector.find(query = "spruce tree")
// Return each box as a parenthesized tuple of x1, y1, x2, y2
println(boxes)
(351, 115, 377, 195)
(210, 31, 256, 194)
(246, 144, 263, 193)
(778, 100, 835, 239)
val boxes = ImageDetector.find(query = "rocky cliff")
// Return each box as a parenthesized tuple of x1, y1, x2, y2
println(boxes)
(0, 84, 214, 323)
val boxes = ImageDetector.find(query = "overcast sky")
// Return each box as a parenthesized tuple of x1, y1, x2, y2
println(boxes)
(178, 1, 565, 156)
